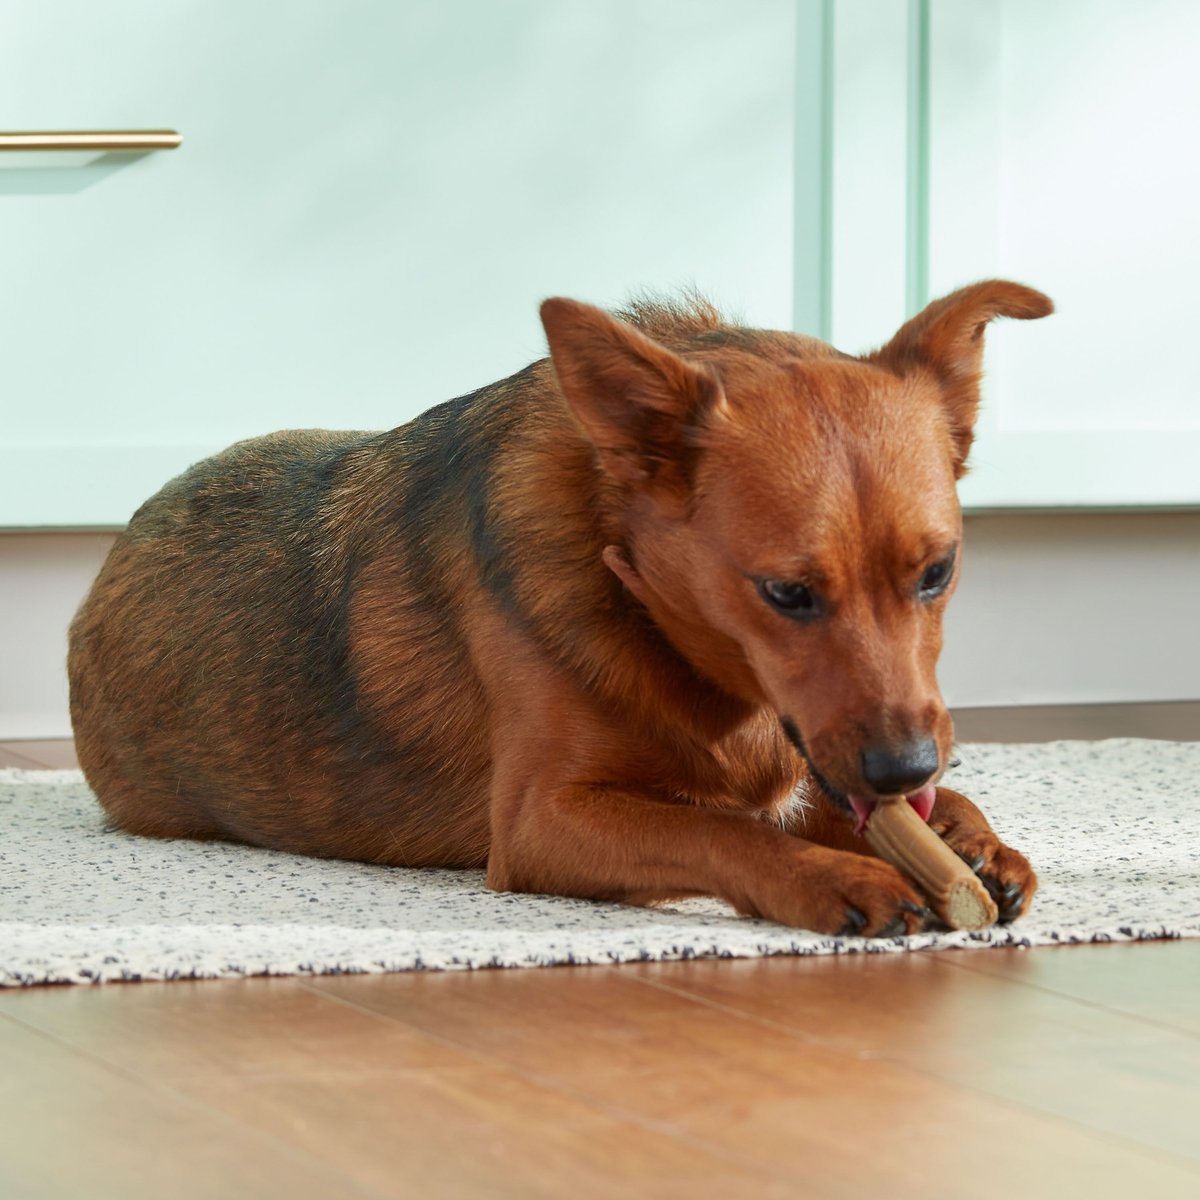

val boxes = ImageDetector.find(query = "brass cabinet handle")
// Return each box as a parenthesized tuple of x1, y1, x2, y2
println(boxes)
(0, 130, 182, 151)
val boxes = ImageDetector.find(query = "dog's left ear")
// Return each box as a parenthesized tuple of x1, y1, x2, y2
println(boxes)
(869, 280, 1053, 476)
(540, 297, 726, 498)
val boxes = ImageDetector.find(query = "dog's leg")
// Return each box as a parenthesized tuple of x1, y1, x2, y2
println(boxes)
(926, 788, 1037, 923)
(487, 784, 929, 937)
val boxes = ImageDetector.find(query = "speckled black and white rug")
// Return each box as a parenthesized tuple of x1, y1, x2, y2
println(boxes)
(2, 739, 1198, 986)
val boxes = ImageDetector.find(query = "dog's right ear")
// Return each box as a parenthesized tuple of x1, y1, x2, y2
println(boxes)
(869, 280, 1053, 477)
(540, 298, 725, 496)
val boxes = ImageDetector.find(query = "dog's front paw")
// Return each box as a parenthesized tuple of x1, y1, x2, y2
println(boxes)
(955, 835, 1036, 924)
(753, 847, 932, 938)
(930, 788, 1037, 923)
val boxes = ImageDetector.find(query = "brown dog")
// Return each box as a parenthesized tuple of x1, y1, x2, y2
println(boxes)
(69, 281, 1050, 937)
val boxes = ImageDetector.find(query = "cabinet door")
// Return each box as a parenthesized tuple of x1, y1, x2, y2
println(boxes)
(8, 1, 1192, 526)
(832, 0, 1200, 508)
(932, 0, 1200, 507)
(0, 0, 795, 527)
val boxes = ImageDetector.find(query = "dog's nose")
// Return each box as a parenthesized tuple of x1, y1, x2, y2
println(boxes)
(860, 739, 939, 795)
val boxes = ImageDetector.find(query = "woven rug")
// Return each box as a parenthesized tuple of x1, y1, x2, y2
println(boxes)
(2, 739, 1198, 986)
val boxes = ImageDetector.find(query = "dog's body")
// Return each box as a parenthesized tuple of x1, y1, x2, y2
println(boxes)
(70, 284, 1049, 936)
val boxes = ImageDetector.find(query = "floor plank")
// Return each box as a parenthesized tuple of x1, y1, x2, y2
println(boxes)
(0, 977, 788, 1200)
(305, 960, 1200, 1199)
(952, 701, 1199, 742)
(941, 939, 1200, 1036)
(631, 948, 1200, 1169)
(0, 745, 47, 769)
(0, 740, 78, 769)
(0, 1009, 366, 1200)
(0, 739, 78, 768)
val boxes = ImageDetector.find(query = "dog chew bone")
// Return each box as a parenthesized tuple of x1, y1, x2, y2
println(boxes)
(864, 799, 999, 932)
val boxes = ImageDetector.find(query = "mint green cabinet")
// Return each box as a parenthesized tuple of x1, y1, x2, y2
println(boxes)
(2, 1, 1197, 526)
(0, 1, 796, 526)
(829, 0, 1200, 507)
(873, 0, 1200, 506)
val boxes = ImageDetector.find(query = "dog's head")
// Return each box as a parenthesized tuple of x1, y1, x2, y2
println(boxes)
(541, 283, 1052, 824)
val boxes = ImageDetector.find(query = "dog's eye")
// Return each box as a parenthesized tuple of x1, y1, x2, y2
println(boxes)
(758, 579, 820, 619)
(918, 553, 956, 600)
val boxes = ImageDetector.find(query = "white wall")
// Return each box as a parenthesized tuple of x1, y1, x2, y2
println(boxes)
(1, 533, 115, 739)
(3, 513, 1198, 739)
(941, 513, 1200, 708)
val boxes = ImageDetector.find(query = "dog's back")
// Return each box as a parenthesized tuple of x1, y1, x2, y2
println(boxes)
(69, 391, 522, 866)
(70, 309, 764, 872)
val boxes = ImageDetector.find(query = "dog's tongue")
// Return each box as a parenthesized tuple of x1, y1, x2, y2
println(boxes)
(849, 784, 937, 836)
(906, 784, 937, 823)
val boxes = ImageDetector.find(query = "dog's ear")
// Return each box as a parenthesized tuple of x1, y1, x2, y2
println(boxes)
(540, 298, 725, 496)
(869, 280, 1053, 476)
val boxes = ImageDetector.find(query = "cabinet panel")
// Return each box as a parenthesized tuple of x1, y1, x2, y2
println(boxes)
(0, 0, 795, 527)
(7, 0, 1194, 525)
(927, 0, 1200, 507)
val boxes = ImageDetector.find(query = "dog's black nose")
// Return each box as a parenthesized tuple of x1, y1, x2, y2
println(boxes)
(860, 739, 939, 795)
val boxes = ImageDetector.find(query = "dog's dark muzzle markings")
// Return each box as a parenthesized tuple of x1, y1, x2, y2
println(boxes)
(778, 716, 853, 812)
(806, 739, 944, 827)
(781, 716, 937, 805)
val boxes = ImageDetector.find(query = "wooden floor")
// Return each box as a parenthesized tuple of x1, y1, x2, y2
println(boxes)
(3, 731, 1199, 1200)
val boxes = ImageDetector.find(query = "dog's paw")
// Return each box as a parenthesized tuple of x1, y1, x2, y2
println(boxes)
(941, 830, 1036, 923)
(929, 787, 1037, 923)
(762, 849, 932, 938)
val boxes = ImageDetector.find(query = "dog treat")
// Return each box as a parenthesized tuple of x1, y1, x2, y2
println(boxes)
(864, 799, 998, 931)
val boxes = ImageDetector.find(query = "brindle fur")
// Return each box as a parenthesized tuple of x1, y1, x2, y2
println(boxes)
(70, 284, 1049, 935)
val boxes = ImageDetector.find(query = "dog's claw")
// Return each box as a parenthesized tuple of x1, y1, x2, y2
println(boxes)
(838, 907, 868, 937)
(979, 872, 1004, 902)
(966, 854, 986, 874)
(900, 899, 935, 926)
(877, 914, 908, 938)
(998, 883, 1024, 922)
(902, 895, 950, 933)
